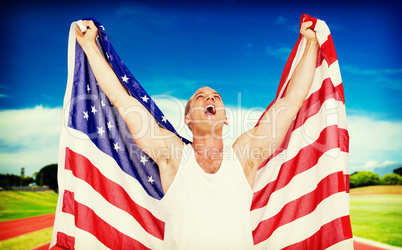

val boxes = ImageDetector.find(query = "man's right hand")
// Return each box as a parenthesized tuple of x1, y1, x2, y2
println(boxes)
(76, 20, 98, 50)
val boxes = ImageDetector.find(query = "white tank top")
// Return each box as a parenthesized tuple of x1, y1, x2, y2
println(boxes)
(161, 144, 253, 250)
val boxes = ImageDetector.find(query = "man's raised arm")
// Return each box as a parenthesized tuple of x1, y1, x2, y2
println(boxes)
(75, 21, 183, 168)
(234, 20, 319, 188)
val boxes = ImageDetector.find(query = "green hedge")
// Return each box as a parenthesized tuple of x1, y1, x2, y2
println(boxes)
(380, 173, 402, 185)
(350, 171, 402, 188)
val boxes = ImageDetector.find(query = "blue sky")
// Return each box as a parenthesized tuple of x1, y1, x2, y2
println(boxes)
(0, 0, 401, 176)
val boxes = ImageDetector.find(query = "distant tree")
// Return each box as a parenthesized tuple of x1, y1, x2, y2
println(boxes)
(0, 174, 35, 188)
(349, 171, 380, 188)
(349, 172, 359, 188)
(23, 176, 35, 185)
(0, 174, 15, 188)
(380, 173, 402, 185)
(36, 164, 58, 193)
(393, 167, 402, 176)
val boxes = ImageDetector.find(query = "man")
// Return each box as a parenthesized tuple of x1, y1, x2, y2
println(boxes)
(76, 19, 318, 249)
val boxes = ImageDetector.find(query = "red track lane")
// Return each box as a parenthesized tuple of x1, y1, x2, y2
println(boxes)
(32, 239, 388, 250)
(354, 239, 389, 250)
(0, 213, 392, 250)
(0, 213, 55, 241)
(31, 242, 50, 250)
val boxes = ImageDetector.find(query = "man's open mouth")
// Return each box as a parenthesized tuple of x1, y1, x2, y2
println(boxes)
(205, 104, 216, 115)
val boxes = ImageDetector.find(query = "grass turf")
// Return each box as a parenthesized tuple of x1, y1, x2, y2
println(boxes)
(0, 191, 58, 222)
(0, 227, 53, 250)
(350, 186, 402, 247)
(1, 187, 401, 247)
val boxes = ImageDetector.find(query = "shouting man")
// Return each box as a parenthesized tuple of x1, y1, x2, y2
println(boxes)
(75, 19, 318, 249)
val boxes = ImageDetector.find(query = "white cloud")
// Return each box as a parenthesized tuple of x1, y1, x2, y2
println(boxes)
(273, 16, 299, 34)
(348, 115, 402, 151)
(0, 106, 62, 176)
(350, 160, 402, 177)
(266, 45, 292, 61)
(155, 98, 402, 175)
(0, 100, 262, 177)
(364, 160, 399, 169)
(1, 103, 400, 178)
(342, 65, 402, 90)
(274, 16, 287, 25)
(347, 114, 402, 173)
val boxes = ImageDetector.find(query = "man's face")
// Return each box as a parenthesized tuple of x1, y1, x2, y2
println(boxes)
(185, 86, 228, 134)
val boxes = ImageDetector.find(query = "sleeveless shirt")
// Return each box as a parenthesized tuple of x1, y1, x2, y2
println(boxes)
(161, 143, 253, 250)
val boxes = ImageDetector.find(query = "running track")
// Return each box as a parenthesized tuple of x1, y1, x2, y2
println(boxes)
(0, 213, 55, 241)
(0, 213, 392, 250)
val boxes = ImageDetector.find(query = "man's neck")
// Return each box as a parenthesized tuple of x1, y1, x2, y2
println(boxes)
(193, 137, 224, 152)
(192, 135, 224, 174)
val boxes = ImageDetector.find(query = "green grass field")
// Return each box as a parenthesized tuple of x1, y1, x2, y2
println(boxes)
(0, 191, 58, 222)
(0, 227, 53, 250)
(1, 187, 401, 248)
(350, 185, 402, 247)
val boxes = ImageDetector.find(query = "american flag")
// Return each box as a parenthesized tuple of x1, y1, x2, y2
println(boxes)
(51, 18, 189, 249)
(51, 14, 352, 249)
(250, 14, 353, 249)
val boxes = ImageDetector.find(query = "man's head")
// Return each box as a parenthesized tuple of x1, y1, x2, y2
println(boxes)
(184, 86, 228, 135)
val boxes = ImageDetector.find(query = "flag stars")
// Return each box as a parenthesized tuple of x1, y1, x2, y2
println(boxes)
(91, 105, 98, 115)
(140, 155, 148, 165)
(107, 53, 114, 62)
(87, 84, 91, 93)
(161, 116, 167, 123)
(121, 75, 129, 83)
(141, 95, 149, 103)
(114, 142, 120, 152)
(148, 176, 155, 184)
(106, 52, 113, 61)
(101, 99, 106, 107)
(83, 111, 89, 121)
(97, 126, 105, 137)
(107, 121, 113, 131)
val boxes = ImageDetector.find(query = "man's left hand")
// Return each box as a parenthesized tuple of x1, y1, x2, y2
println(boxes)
(300, 19, 317, 42)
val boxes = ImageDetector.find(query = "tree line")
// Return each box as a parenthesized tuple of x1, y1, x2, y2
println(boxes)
(0, 164, 58, 192)
(1, 165, 401, 192)
(0, 174, 35, 187)
(350, 167, 402, 188)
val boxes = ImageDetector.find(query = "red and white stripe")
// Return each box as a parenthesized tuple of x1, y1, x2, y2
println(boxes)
(251, 14, 353, 249)
(50, 22, 165, 250)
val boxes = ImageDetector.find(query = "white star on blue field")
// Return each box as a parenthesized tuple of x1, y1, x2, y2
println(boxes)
(0, 0, 401, 176)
